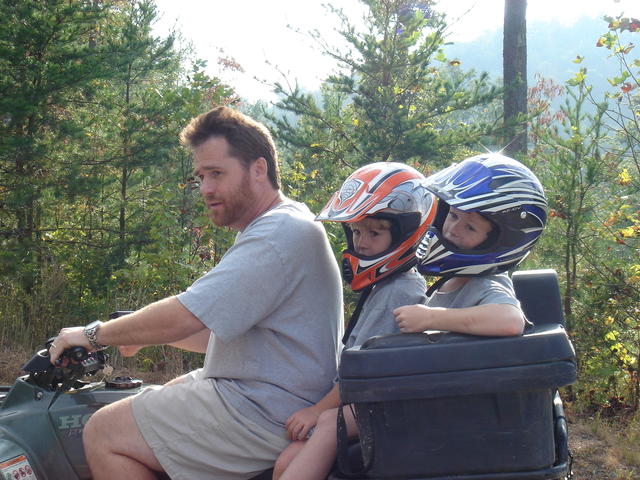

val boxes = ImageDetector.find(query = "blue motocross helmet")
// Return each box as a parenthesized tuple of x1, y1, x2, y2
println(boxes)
(417, 153, 547, 277)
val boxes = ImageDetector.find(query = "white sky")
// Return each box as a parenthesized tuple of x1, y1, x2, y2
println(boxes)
(152, 0, 640, 102)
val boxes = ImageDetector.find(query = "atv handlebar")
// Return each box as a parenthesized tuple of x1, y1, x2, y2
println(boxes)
(22, 340, 107, 392)
(20, 312, 132, 391)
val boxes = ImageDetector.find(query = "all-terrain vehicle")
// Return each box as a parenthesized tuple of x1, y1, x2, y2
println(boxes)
(0, 269, 576, 480)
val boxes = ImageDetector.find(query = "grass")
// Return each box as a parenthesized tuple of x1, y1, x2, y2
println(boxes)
(0, 345, 30, 385)
(572, 412, 640, 479)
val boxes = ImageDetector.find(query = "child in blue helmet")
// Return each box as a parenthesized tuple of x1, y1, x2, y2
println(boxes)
(394, 153, 547, 336)
(273, 162, 437, 480)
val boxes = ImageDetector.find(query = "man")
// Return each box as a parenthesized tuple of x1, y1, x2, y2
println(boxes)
(49, 107, 343, 480)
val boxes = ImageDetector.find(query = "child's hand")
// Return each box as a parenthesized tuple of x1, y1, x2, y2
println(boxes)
(394, 304, 437, 333)
(284, 405, 322, 441)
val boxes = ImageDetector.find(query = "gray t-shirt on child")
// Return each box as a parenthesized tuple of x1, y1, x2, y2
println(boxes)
(177, 199, 343, 436)
(346, 268, 427, 348)
(426, 273, 520, 310)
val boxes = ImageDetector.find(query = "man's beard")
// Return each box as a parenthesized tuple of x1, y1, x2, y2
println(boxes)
(207, 172, 256, 228)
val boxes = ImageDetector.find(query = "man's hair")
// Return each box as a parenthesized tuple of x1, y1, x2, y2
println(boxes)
(180, 106, 281, 189)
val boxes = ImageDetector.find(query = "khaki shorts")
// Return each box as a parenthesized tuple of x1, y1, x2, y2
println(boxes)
(132, 370, 289, 480)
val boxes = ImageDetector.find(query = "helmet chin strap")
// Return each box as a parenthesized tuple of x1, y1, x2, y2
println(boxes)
(341, 285, 373, 345)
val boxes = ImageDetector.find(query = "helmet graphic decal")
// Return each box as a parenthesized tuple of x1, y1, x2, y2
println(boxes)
(339, 178, 364, 203)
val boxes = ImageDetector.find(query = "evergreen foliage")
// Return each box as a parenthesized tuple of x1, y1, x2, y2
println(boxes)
(0, 0, 237, 353)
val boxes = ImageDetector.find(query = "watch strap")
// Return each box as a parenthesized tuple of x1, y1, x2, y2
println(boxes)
(84, 321, 107, 350)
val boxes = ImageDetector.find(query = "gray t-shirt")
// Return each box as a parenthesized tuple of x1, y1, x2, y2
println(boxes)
(346, 269, 427, 348)
(177, 199, 343, 435)
(426, 273, 520, 310)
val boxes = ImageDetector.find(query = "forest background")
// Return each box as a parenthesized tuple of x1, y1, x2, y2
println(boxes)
(0, 0, 639, 474)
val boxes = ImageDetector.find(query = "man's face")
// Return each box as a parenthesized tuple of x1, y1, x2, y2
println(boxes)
(193, 136, 257, 230)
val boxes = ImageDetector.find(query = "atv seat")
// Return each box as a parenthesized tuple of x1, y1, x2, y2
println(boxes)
(512, 268, 565, 327)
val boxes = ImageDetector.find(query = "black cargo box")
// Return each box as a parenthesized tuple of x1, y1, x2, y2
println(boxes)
(338, 324, 576, 478)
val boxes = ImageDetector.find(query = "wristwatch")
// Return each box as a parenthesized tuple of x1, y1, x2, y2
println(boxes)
(84, 320, 108, 350)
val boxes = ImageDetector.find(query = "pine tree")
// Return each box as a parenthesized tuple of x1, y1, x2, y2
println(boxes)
(266, 0, 501, 214)
(0, 0, 113, 287)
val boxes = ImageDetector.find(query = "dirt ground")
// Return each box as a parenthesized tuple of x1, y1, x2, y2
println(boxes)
(568, 420, 615, 479)
(1, 346, 637, 479)
(567, 416, 638, 480)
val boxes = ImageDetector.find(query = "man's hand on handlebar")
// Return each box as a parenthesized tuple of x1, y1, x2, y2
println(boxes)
(49, 327, 93, 365)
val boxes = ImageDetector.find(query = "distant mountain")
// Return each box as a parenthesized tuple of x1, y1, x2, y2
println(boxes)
(445, 16, 624, 102)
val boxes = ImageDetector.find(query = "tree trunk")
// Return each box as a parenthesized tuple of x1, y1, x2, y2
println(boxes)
(503, 0, 527, 156)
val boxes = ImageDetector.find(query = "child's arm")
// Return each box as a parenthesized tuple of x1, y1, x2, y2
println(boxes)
(393, 303, 524, 336)
(284, 384, 341, 441)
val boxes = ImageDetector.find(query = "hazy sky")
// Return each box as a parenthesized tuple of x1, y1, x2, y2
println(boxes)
(152, 0, 640, 102)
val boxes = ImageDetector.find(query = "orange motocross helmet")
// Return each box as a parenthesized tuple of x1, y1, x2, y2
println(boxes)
(317, 162, 437, 291)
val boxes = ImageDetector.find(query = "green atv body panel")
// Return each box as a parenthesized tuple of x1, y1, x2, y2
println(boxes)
(0, 377, 144, 479)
